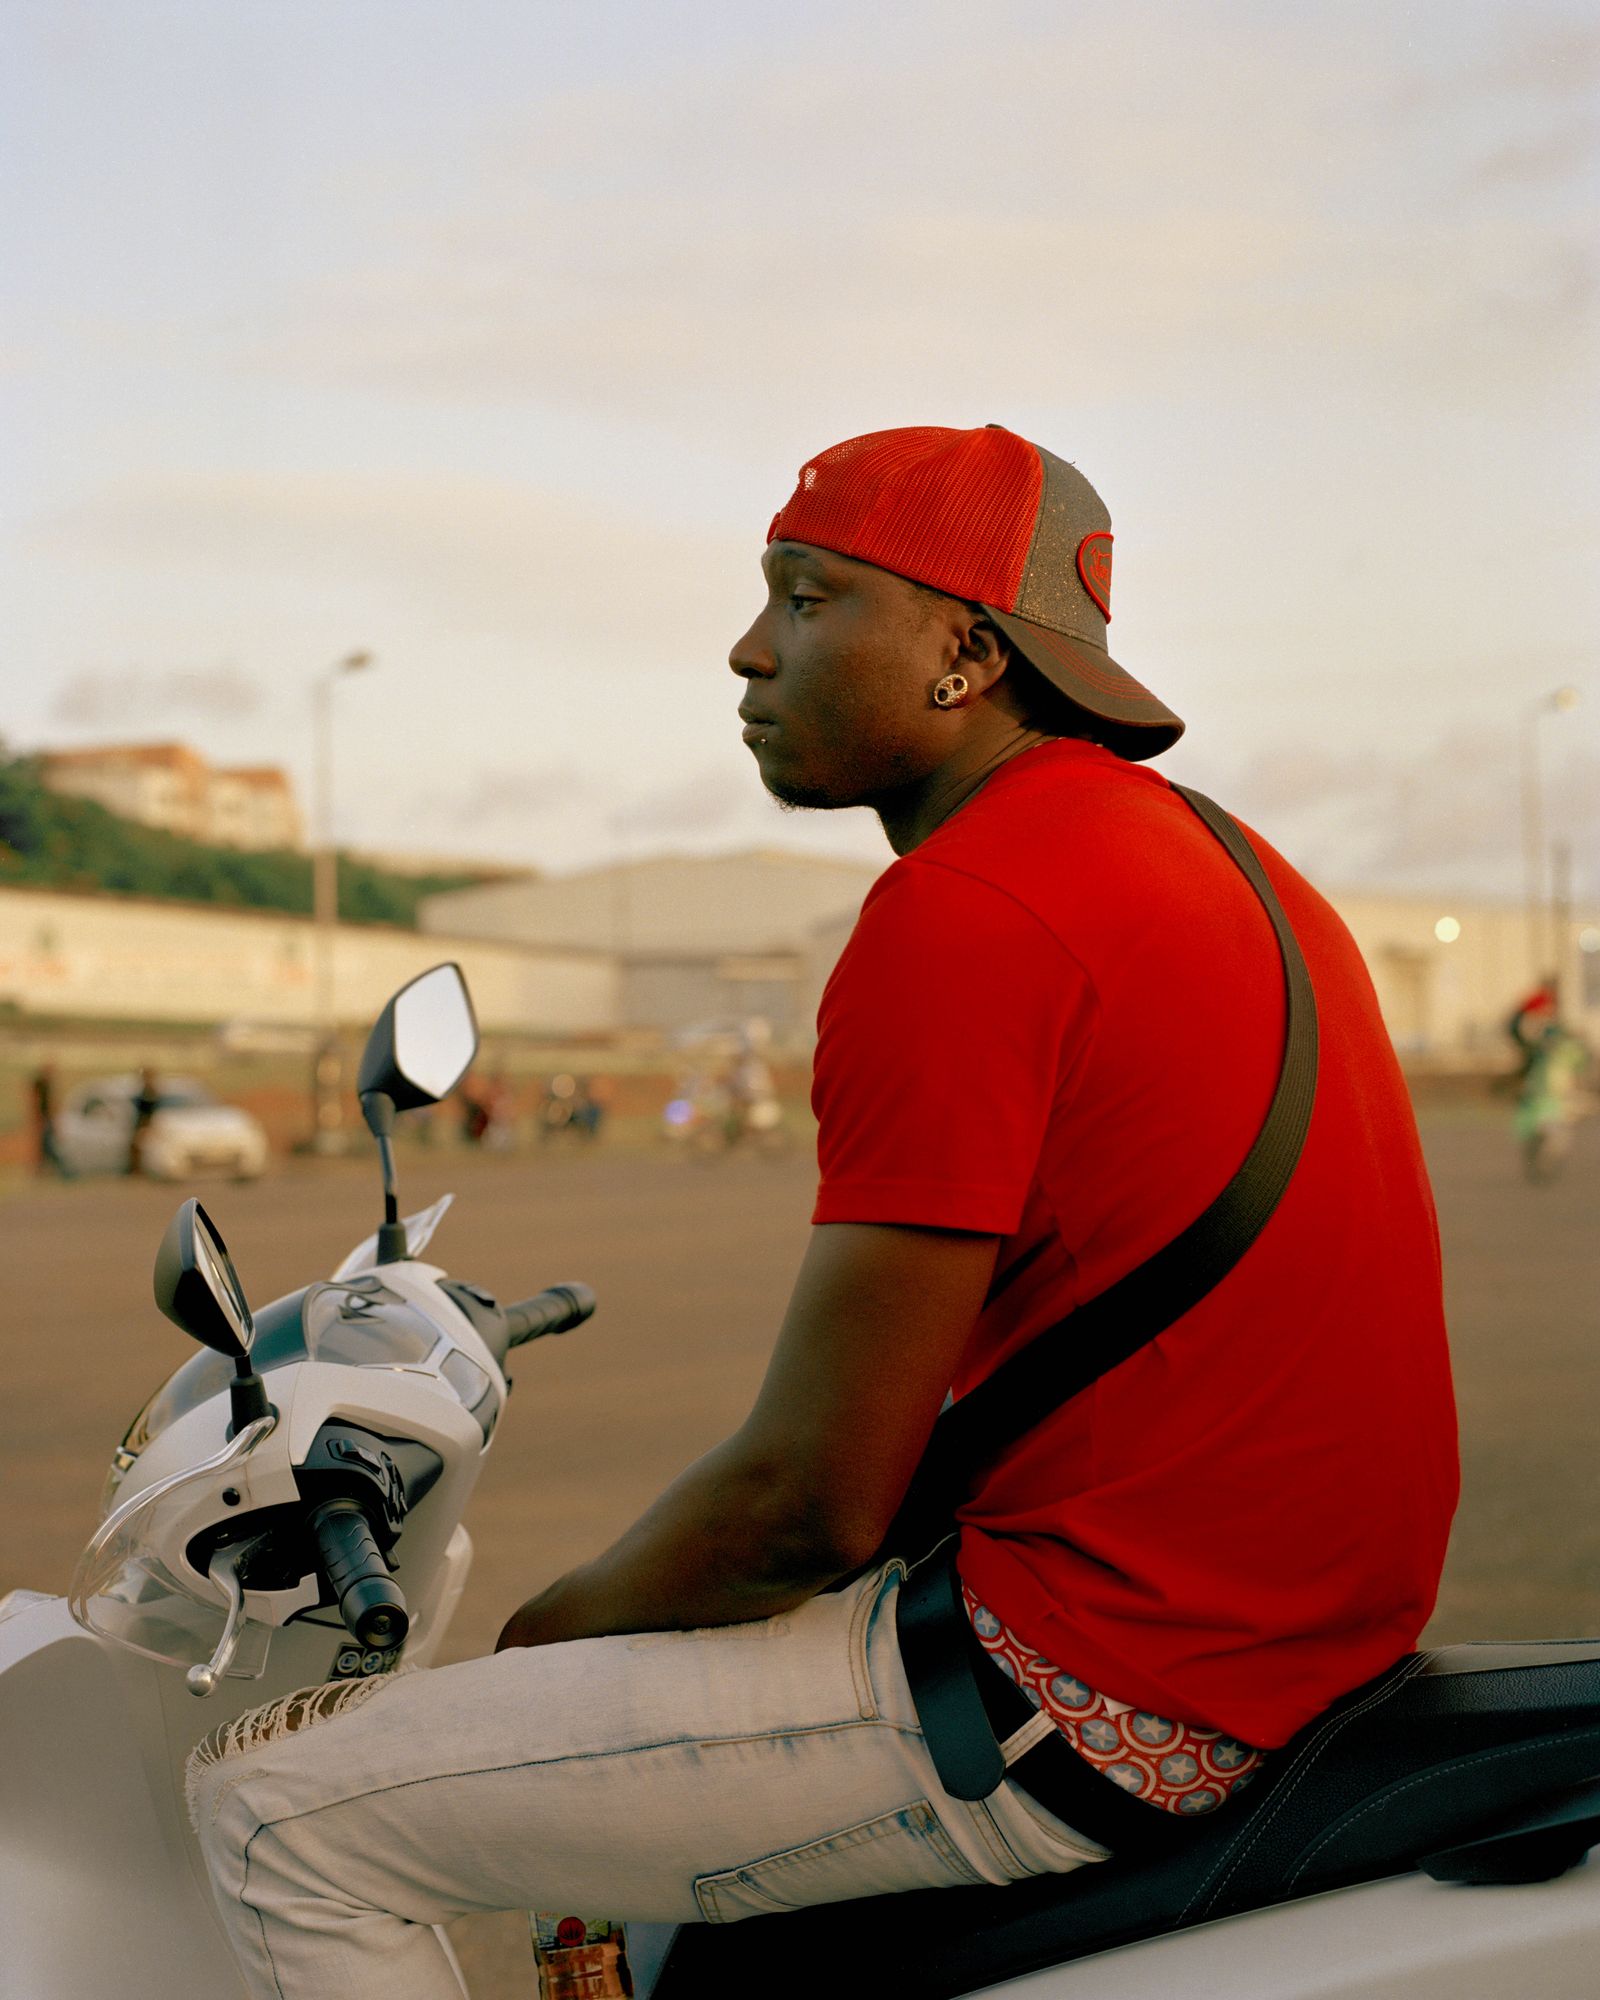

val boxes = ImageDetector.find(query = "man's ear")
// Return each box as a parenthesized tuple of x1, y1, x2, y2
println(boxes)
(954, 611, 1011, 697)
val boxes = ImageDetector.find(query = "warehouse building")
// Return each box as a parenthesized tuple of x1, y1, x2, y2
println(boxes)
(419, 849, 883, 1041)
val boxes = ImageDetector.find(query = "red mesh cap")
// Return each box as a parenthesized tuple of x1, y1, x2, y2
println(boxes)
(767, 424, 1183, 760)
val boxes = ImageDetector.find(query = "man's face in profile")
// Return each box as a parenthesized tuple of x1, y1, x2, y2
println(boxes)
(729, 540, 967, 812)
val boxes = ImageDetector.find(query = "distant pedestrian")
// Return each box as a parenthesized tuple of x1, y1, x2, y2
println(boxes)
(128, 1066, 161, 1176)
(1506, 977, 1559, 1085)
(569, 1077, 604, 1142)
(1516, 1018, 1590, 1183)
(483, 1070, 517, 1152)
(457, 1076, 491, 1146)
(537, 1074, 576, 1143)
(29, 1063, 74, 1179)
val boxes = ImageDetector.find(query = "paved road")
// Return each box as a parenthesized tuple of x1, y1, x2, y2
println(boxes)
(3, 1110, 1596, 1990)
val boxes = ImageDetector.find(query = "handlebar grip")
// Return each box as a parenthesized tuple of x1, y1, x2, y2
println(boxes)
(310, 1497, 409, 1651)
(501, 1282, 596, 1348)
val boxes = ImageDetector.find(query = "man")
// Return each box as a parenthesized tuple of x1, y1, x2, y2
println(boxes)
(30, 1062, 74, 1179)
(128, 1064, 161, 1176)
(190, 425, 1458, 1995)
(1506, 975, 1559, 1084)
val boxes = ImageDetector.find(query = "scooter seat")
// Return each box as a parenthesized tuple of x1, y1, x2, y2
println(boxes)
(652, 1640, 1600, 1998)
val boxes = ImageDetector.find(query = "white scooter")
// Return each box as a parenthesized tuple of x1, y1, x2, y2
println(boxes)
(2, 965, 1598, 1999)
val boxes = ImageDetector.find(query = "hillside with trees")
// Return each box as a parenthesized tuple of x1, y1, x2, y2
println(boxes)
(0, 748, 486, 927)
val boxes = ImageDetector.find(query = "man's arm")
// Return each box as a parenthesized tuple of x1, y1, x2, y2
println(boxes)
(495, 1220, 998, 1651)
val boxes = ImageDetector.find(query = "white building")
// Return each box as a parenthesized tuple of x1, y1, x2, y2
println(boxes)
(39, 743, 304, 852)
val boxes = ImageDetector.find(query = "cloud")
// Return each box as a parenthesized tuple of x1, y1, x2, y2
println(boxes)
(31, 469, 748, 659)
(1473, 18, 1600, 104)
(1226, 722, 1600, 897)
(1393, 17, 1600, 110)
(1220, 744, 1381, 822)
(607, 767, 747, 840)
(1492, 17, 1600, 100)
(1398, 19, 1600, 198)
(225, 13, 1594, 439)
(1472, 116, 1600, 189)
(50, 662, 262, 726)
(417, 761, 594, 834)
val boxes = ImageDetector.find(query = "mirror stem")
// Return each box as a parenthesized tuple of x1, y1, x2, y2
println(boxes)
(374, 1136, 409, 1262)
(361, 1090, 409, 1263)
(377, 1133, 400, 1226)
(228, 1355, 274, 1439)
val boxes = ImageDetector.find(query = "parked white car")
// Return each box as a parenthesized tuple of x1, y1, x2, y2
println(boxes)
(54, 1075, 269, 1181)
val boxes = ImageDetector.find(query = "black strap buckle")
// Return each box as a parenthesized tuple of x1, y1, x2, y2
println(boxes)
(896, 1545, 1208, 1859)
(896, 1541, 1007, 1801)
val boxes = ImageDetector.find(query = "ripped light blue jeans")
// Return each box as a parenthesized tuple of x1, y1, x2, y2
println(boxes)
(188, 1562, 1107, 1999)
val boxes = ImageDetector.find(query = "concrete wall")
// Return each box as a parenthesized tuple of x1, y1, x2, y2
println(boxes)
(0, 886, 618, 1036)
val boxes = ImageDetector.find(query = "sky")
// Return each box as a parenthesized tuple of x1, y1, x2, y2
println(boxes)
(3, 0, 1597, 900)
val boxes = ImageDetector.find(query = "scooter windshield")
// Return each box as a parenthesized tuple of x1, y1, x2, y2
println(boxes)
(332, 1194, 454, 1281)
(70, 1415, 275, 1678)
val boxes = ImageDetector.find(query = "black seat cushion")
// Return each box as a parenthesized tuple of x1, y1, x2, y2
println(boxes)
(652, 1641, 1600, 1999)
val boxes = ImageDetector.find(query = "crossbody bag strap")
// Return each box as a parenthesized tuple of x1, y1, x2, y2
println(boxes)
(926, 784, 1319, 1481)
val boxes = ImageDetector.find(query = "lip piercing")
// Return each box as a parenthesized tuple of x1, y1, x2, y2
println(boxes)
(932, 673, 969, 709)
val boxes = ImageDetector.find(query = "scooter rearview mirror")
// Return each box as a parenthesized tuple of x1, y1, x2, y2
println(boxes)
(357, 962, 479, 1113)
(153, 1198, 255, 1360)
(356, 964, 478, 1265)
(153, 1199, 275, 1435)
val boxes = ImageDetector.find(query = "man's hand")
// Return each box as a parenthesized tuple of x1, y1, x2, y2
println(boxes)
(495, 1220, 998, 1651)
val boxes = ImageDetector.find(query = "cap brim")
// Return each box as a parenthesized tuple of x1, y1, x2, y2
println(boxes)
(983, 606, 1184, 763)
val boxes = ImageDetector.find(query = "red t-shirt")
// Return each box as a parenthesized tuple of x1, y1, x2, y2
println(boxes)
(812, 740, 1458, 1748)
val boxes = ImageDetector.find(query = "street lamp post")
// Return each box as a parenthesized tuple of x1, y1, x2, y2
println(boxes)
(1519, 685, 1579, 988)
(311, 650, 373, 1150)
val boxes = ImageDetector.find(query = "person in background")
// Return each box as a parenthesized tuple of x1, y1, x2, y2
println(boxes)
(569, 1077, 604, 1141)
(127, 1065, 160, 1176)
(538, 1072, 577, 1142)
(583, 1072, 614, 1139)
(30, 1063, 73, 1179)
(1506, 976, 1559, 1085)
(727, 1021, 783, 1145)
(483, 1069, 518, 1151)
(1516, 1015, 1591, 1183)
(457, 1074, 491, 1146)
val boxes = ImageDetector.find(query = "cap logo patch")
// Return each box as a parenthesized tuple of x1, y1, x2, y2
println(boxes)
(1076, 532, 1113, 621)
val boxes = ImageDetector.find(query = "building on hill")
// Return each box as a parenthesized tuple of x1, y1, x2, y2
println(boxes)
(420, 848, 885, 1040)
(206, 764, 303, 851)
(38, 743, 303, 852)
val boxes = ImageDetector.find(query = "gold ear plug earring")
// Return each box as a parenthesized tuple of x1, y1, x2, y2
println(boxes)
(932, 673, 970, 709)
